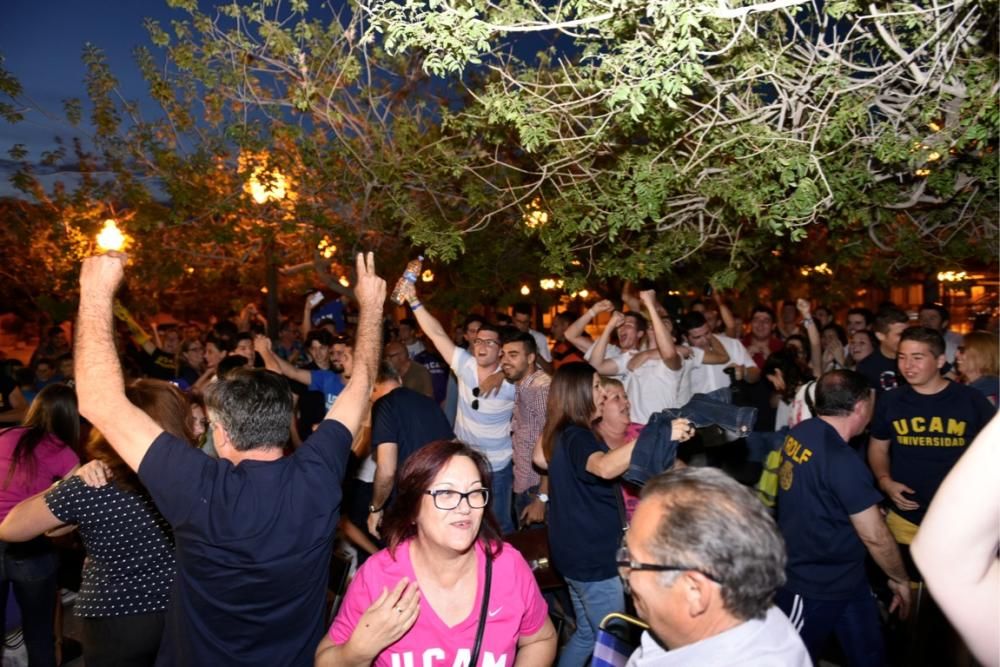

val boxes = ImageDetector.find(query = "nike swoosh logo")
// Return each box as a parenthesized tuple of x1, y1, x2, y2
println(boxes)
(488, 607, 502, 617)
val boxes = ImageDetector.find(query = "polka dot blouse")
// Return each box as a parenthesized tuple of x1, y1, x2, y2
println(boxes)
(45, 475, 175, 617)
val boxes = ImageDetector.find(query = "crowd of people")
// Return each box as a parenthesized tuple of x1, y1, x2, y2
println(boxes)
(0, 251, 997, 667)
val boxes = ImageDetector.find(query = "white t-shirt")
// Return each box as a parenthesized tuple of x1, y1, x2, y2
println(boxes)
(450, 348, 516, 471)
(626, 606, 811, 667)
(611, 350, 698, 425)
(528, 329, 552, 363)
(405, 340, 426, 358)
(689, 335, 755, 395)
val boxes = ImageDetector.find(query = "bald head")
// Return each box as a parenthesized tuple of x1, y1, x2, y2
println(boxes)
(384, 341, 410, 375)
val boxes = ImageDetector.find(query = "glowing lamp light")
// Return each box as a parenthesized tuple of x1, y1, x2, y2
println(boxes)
(578, 289, 589, 298)
(520, 284, 531, 296)
(96, 219, 126, 251)
(339, 276, 350, 287)
(260, 287, 269, 294)
(246, 166, 288, 204)
(421, 269, 434, 282)
(317, 236, 337, 259)
(800, 262, 834, 277)
(522, 197, 550, 229)
(937, 271, 968, 282)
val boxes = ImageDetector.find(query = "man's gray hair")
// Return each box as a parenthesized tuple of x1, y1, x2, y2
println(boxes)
(204, 369, 293, 451)
(640, 467, 786, 621)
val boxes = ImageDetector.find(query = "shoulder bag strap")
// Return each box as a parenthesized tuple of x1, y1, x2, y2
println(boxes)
(469, 545, 493, 667)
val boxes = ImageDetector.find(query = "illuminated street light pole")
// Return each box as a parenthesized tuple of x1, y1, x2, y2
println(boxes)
(244, 158, 291, 339)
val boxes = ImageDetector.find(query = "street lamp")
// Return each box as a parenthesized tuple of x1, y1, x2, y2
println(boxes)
(242, 153, 292, 339)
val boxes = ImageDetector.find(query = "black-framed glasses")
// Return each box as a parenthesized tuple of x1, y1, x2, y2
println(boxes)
(425, 488, 490, 510)
(615, 546, 721, 587)
(473, 338, 500, 348)
(471, 387, 480, 411)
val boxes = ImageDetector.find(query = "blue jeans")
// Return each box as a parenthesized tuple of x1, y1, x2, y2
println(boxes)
(558, 576, 625, 667)
(490, 463, 516, 535)
(0, 539, 59, 667)
(776, 587, 886, 667)
(661, 393, 758, 434)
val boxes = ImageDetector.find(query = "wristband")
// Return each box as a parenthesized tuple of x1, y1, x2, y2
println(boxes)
(536, 493, 549, 504)
(410, 300, 423, 311)
(802, 317, 813, 326)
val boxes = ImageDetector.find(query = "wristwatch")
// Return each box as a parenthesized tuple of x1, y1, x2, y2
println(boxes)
(368, 503, 383, 514)
(536, 493, 549, 504)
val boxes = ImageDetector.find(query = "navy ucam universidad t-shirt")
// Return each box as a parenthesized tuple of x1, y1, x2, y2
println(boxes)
(870, 381, 995, 524)
(775, 418, 884, 600)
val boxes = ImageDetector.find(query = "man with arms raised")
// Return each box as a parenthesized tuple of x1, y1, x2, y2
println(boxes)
(75, 252, 385, 666)
(407, 294, 517, 534)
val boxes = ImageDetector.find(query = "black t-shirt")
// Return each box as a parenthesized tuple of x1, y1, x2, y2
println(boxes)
(776, 418, 883, 599)
(413, 350, 450, 405)
(548, 425, 621, 581)
(870, 381, 995, 524)
(141, 348, 177, 381)
(137, 420, 352, 667)
(371, 387, 454, 470)
(857, 351, 905, 395)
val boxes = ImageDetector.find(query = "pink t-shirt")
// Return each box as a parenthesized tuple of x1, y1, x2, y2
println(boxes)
(0, 427, 79, 520)
(329, 539, 548, 666)
(619, 423, 644, 522)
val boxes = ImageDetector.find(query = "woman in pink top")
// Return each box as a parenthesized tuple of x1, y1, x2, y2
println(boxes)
(316, 440, 557, 666)
(0, 383, 80, 667)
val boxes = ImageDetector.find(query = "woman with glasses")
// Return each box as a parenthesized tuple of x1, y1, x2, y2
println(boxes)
(176, 338, 205, 387)
(317, 440, 556, 666)
(537, 363, 692, 666)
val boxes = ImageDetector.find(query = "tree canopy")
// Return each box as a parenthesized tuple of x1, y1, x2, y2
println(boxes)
(1, 0, 996, 320)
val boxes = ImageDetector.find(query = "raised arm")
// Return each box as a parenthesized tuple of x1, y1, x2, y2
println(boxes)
(77, 254, 163, 471)
(589, 311, 626, 376)
(713, 291, 739, 338)
(254, 334, 311, 384)
(301, 296, 315, 338)
(621, 282, 642, 314)
(797, 298, 823, 378)
(408, 296, 457, 365)
(326, 253, 385, 437)
(911, 416, 999, 666)
(112, 300, 156, 355)
(565, 300, 613, 354)
(639, 290, 681, 370)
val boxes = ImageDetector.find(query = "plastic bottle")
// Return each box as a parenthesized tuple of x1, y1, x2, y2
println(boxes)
(390, 256, 423, 305)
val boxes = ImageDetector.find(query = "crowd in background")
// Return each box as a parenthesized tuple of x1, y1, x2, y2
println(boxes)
(0, 267, 997, 667)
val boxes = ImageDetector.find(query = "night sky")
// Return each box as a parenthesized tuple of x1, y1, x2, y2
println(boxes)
(2, 0, 189, 197)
